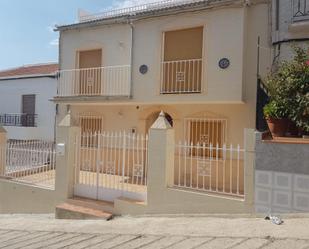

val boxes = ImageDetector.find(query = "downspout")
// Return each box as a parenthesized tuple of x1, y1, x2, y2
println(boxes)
(128, 20, 134, 99)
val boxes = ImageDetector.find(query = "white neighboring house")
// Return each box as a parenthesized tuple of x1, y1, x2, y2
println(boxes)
(0, 63, 58, 141)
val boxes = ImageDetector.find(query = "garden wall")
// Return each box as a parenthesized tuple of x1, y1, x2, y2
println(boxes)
(255, 133, 309, 213)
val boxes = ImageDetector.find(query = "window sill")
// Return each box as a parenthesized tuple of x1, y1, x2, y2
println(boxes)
(262, 134, 309, 145)
(289, 20, 309, 33)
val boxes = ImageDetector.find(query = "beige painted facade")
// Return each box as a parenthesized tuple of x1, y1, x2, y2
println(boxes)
(3, 1, 267, 215)
(56, 1, 271, 147)
(67, 104, 250, 146)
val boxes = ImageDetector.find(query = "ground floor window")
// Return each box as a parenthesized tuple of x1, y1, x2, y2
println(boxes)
(184, 118, 227, 158)
(77, 115, 104, 134)
(184, 118, 227, 146)
(77, 114, 104, 146)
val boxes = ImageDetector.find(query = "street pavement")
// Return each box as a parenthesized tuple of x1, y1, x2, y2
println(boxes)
(0, 214, 309, 248)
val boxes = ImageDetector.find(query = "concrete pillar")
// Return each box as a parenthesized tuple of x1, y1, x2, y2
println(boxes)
(147, 111, 175, 205)
(0, 127, 7, 176)
(55, 113, 80, 201)
(244, 128, 256, 211)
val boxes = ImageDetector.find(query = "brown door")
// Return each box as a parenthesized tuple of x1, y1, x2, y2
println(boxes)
(22, 94, 35, 127)
(78, 49, 102, 95)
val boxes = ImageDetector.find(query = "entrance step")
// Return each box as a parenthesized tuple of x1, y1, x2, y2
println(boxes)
(55, 197, 114, 220)
(68, 197, 115, 214)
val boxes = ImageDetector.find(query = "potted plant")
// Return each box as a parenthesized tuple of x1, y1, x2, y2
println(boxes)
(263, 101, 289, 137)
(265, 45, 309, 138)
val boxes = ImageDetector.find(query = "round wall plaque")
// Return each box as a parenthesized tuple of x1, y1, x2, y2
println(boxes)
(139, 64, 148, 74)
(218, 58, 230, 69)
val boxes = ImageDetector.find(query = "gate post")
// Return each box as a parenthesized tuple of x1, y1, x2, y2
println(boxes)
(244, 128, 256, 212)
(0, 126, 7, 176)
(55, 113, 80, 201)
(147, 111, 175, 205)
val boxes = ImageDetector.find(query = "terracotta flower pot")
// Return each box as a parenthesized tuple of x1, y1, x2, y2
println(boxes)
(286, 120, 299, 137)
(266, 118, 289, 138)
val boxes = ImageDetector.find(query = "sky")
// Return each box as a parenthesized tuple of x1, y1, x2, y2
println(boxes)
(0, 0, 162, 70)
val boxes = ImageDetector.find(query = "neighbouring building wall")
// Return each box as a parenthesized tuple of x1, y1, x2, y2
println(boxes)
(271, 0, 309, 62)
(0, 77, 57, 141)
(255, 133, 309, 213)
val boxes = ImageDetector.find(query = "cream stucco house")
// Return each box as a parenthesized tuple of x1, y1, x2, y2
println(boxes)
(54, 0, 271, 148)
(0, 0, 274, 216)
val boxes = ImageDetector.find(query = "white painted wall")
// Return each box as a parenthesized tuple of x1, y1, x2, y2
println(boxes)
(0, 77, 57, 141)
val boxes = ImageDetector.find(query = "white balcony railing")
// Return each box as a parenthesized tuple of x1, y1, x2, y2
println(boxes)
(161, 59, 202, 94)
(57, 65, 131, 97)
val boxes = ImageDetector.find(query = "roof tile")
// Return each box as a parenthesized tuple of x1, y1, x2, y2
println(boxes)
(0, 63, 58, 78)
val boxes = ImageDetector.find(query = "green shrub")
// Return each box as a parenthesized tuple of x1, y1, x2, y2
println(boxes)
(265, 45, 309, 133)
(263, 101, 288, 119)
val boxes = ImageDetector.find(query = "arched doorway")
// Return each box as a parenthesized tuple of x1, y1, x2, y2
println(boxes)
(145, 111, 173, 132)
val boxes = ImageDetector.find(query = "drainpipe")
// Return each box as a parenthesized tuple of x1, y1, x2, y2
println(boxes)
(128, 20, 134, 99)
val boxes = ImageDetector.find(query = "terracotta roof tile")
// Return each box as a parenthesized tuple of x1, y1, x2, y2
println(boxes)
(0, 63, 58, 78)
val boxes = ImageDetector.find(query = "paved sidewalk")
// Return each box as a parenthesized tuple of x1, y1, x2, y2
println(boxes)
(0, 215, 309, 248)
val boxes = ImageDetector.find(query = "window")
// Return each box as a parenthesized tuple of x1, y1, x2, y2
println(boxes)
(78, 115, 104, 134)
(161, 27, 203, 93)
(77, 114, 104, 146)
(77, 49, 102, 95)
(21, 95, 36, 127)
(292, 0, 309, 22)
(184, 118, 227, 157)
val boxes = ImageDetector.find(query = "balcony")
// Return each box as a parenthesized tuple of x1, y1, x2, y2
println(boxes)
(160, 59, 202, 94)
(293, 0, 309, 22)
(57, 65, 131, 97)
(0, 114, 37, 127)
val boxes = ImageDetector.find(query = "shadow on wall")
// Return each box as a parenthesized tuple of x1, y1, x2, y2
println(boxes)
(255, 132, 309, 214)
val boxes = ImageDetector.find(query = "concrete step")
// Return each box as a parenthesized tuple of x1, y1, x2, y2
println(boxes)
(55, 198, 114, 220)
(68, 196, 114, 214)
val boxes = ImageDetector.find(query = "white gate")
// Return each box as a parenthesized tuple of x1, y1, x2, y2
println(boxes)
(74, 131, 148, 202)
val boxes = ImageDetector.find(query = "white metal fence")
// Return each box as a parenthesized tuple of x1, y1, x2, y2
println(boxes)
(74, 131, 148, 202)
(174, 141, 244, 198)
(7, 140, 54, 150)
(161, 59, 202, 93)
(0, 140, 56, 188)
(57, 65, 131, 97)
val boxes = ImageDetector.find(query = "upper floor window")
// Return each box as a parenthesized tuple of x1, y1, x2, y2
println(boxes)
(161, 26, 203, 94)
(292, 0, 309, 22)
(77, 49, 102, 96)
(57, 48, 131, 98)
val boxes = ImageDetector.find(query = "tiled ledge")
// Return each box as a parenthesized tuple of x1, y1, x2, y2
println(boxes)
(262, 133, 309, 145)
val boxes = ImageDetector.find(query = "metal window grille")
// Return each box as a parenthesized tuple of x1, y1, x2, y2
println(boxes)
(184, 118, 227, 146)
